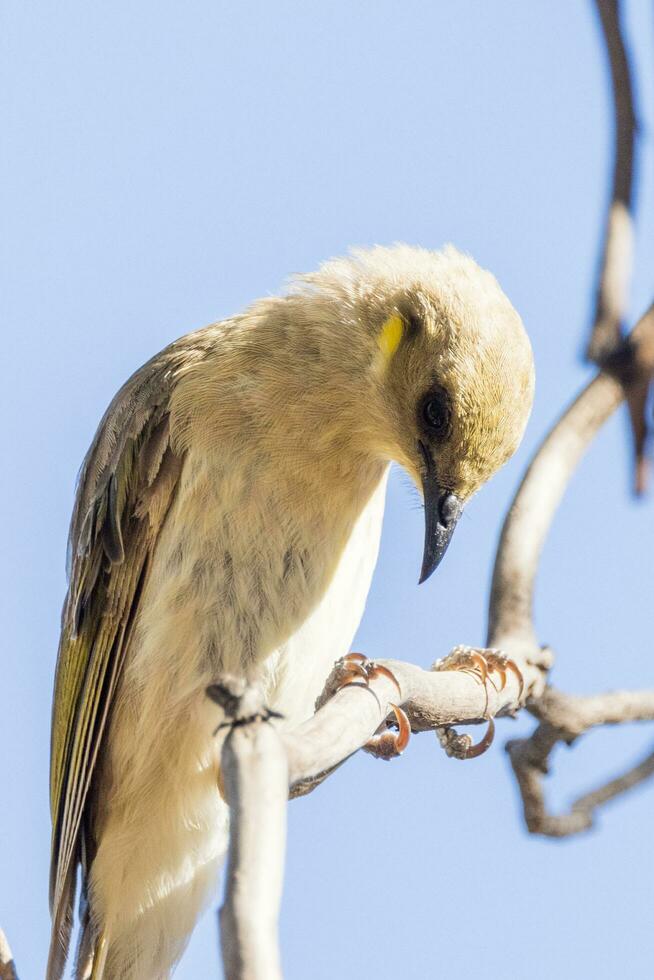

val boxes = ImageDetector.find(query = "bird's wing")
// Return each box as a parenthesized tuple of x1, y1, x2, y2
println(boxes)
(48, 341, 195, 979)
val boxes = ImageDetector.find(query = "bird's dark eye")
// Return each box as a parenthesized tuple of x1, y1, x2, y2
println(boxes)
(420, 390, 451, 437)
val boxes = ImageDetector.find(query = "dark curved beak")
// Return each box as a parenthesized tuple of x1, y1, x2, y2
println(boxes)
(418, 441, 463, 584)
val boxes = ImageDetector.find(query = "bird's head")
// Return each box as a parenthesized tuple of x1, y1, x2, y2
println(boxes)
(296, 244, 535, 582)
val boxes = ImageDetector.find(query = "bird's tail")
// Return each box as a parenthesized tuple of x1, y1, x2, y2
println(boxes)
(73, 912, 106, 980)
(47, 865, 76, 980)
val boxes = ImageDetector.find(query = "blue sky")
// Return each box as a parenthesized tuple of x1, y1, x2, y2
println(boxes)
(2, 2, 654, 978)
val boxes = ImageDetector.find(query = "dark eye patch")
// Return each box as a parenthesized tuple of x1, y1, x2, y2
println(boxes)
(419, 387, 452, 439)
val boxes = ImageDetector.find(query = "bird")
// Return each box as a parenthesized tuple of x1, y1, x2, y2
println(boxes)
(48, 243, 535, 980)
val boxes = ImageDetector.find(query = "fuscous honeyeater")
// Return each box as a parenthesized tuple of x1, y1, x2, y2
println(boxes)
(48, 244, 535, 979)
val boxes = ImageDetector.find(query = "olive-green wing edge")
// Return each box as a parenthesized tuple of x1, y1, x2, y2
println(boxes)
(47, 349, 187, 980)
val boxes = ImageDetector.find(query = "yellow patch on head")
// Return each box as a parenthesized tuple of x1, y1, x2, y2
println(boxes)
(377, 314, 404, 366)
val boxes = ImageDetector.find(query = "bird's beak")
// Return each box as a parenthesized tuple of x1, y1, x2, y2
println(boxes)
(417, 442, 463, 584)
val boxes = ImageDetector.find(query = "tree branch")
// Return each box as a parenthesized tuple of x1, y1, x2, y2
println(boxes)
(587, 0, 637, 363)
(489, 299, 654, 658)
(285, 651, 543, 790)
(507, 687, 654, 837)
(487, 372, 624, 656)
(488, 299, 654, 837)
(212, 642, 548, 978)
(0, 929, 18, 980)
(587, 1, 654, 490)
(214, 681, 288, 980)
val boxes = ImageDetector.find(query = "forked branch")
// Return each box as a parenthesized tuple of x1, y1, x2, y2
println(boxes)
(507, 688, 654, 837)
(489, 299, 654, 838)
(212, 643, 545, 979)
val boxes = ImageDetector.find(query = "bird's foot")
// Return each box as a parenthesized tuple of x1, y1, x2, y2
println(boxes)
(436, 718, 496, 760)
(431, 645, 524, 759)
(335, 653, 411, 759)
(335, 651, 402, 694)
(433, 645, 524, 702)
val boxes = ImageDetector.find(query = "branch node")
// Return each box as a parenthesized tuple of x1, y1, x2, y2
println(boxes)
(207, 676, 283, 733)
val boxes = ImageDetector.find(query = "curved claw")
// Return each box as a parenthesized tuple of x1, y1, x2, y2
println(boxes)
(342, 661, 369, 681)
(469, 652, 489, 684)
(336, 666, 369, 691)
(462, 717, 495, 759)
(363, 704, 411, 759)
(341, 653, 403, 699)
(458, 667, 485, 687)
(505, 659, 525, 700)
(389, 703, 411, 752)
(369, 664, 402, 698)
(488, 664, 507, 692)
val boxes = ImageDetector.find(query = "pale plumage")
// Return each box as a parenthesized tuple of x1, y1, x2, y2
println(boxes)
(49, 244, 534, 979)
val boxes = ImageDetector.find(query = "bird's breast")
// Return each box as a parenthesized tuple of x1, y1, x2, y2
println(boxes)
(132, 449, 389, 723)
(263, 467, 389, 725)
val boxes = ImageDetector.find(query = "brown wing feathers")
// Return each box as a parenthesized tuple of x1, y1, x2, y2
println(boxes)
(48, 348, 186, 979)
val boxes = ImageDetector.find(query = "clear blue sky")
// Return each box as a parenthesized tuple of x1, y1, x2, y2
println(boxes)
(2, 2, 654, 978)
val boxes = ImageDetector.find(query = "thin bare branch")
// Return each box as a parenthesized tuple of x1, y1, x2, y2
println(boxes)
(487, 372, 623, 654)
(530, 685, 654, 732)
(588, 1, 654, 490)
(572, 743, 654, 811)
(588, 0, 637, 363)
(618, 301, 654, 491)
(0, 929, 18, 980)
(488, 299, 654, 837)
(507, 686, 654, 837)
(216, 681, 288, 980)
(488, 299, 654, 655)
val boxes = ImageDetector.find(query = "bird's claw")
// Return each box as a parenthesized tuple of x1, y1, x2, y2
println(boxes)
(437, 717, 496, 760)
(489, 652, 524, 700)
(336, 653, 409, 758)
(336, 652, 402, 698)
(433, 646, 524, 702)
(363, 703, 411, 759)
(432, 646, 524, 760)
